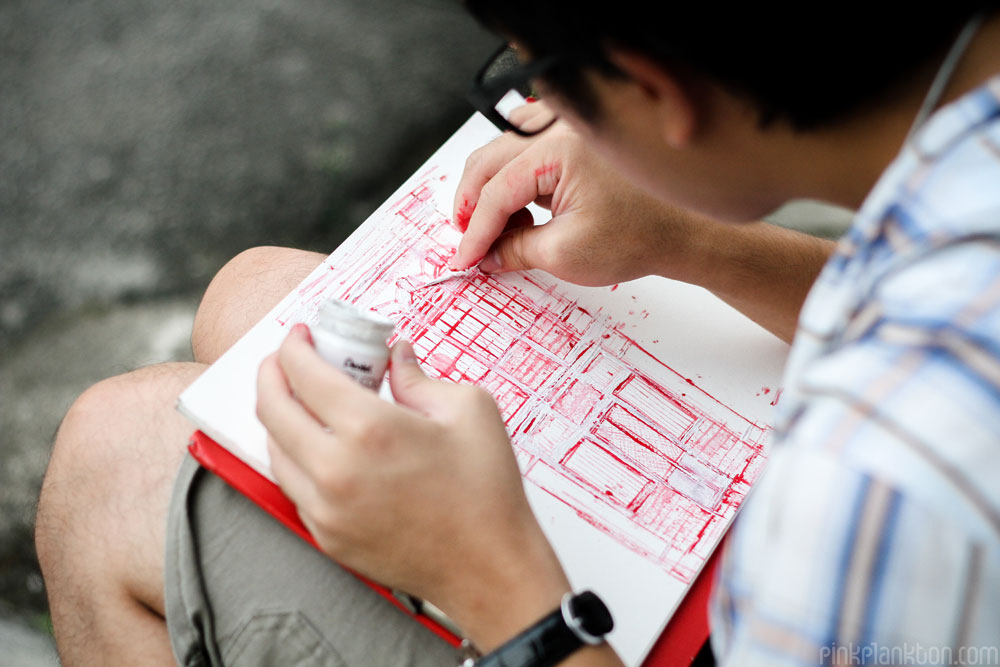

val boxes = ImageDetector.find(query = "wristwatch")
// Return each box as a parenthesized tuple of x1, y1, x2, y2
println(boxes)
(463, 591, 614, 667)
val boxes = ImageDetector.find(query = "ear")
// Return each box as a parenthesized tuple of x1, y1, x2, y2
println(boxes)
(607, 49, 697, 148)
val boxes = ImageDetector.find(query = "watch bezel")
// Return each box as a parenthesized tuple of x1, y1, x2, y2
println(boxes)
(561, 592, 608, 646)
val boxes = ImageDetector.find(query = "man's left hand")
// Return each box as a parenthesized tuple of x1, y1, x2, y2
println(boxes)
(256, 323, 572, 649)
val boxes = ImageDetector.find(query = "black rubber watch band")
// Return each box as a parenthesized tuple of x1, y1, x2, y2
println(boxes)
(468, 591, 613, 667)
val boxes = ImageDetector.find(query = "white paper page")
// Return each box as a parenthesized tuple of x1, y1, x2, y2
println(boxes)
(178, 113, 788, 665)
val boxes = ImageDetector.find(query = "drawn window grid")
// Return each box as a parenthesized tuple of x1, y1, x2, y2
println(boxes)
(409, 283, 751, 579)
(281, 177, 770, 581)
(396, 271, 761, 580)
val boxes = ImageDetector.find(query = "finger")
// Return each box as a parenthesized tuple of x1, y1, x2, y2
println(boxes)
(507, 100, 555, 131)
(452, 151, 562, 270)
(267, 436, 350, 556)
(266, 435, 323, 519)
(477, 222, 550, 274)
(257, 351, 332, 472)
(388, 341, 460, 415)
(452, 132, 532, 234)
(277, 325, 387, 428)
(468, 208, 534, 273)
(504, 207, 535, 232)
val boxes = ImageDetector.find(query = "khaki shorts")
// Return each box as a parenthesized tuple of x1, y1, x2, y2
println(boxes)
(164, 455, 463, 667)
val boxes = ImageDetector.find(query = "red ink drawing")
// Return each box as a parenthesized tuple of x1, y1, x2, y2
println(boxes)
(274, 174, 770, 584)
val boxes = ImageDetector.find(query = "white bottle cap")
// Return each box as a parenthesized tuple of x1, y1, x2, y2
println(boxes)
(317, 299, 395, 345)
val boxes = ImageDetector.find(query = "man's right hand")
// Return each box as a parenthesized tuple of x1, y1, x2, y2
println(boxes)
(451, 103, 835, 343)
(450, 105, 708, 287)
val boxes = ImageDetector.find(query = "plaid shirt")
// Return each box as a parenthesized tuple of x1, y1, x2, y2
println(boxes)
(710, 75, 1000, 666)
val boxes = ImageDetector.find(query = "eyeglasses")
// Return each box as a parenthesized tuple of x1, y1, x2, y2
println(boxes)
(467, 43, 559, 137)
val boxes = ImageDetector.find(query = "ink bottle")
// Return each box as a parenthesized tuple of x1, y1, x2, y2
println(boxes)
(312, 299, 395, 391)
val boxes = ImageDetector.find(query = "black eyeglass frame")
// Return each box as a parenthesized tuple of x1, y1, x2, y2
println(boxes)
(467, 43, 559, 137)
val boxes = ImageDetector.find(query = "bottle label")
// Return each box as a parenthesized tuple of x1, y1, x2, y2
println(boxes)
(313, 333, 389, 392)
(344, 357, 374, 374)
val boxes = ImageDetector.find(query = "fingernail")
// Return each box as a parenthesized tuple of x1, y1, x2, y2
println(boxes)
(450, 252, 486, 271)
(396, 340, 418, 362)
(478, 251, 501, 274)
(291, 322, 313, 344)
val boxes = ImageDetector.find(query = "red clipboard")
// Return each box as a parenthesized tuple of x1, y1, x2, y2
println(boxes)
(189, 430, 716, 664)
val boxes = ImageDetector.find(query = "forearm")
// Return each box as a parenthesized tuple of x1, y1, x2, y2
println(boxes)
(434, 536, 623, 666)
(664, 217, 835, 343)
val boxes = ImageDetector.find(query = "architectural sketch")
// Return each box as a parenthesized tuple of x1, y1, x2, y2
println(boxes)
(275, 171, 769, 583)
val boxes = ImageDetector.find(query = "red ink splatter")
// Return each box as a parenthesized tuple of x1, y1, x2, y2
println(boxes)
(769, 388, 783, 407)
(610, 284, 619, 292)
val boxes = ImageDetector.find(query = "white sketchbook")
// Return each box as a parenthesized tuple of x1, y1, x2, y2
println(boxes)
(177, 113, 788, 665)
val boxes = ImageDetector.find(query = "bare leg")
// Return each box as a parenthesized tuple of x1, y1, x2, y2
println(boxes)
(192, 246, 325, 364)
(36, 363, 205, 665)
(37, 247, 325, 664)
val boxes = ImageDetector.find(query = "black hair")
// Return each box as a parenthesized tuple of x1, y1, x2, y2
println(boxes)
(464, 3, 999, 131)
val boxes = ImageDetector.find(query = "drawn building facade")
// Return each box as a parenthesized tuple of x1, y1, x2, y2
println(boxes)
(283, 174, 769, 583)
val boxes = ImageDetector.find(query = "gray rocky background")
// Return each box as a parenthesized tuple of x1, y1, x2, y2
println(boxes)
(0, 1, 853, 663)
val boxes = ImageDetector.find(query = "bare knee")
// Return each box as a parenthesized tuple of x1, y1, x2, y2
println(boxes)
(192, 246, 325, 364)
(37, 375, 131, 568)
(37, 363, 204, 625)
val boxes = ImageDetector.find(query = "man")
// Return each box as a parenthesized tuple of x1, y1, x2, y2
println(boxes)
(36, 3, 1000, 665)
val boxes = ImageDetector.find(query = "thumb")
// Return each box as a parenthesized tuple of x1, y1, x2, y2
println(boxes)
(388, 341, 452, 414)
(477, 224, 546, 274)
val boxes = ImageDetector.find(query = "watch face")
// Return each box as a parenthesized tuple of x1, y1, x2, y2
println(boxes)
(572, 591, 614, 637)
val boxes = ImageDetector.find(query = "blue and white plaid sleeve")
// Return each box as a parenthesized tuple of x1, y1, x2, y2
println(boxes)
(709, 75, 1000, 666)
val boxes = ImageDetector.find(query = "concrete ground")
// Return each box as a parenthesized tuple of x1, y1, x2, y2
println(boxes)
(0, 0, 854, 661)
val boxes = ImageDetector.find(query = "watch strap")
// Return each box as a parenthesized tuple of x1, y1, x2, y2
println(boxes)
(469, 591, 613, 667)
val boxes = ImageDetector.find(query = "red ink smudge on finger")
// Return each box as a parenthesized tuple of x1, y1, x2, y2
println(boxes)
(454, 198, 474, 232)
(534, 164, 557, 178)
